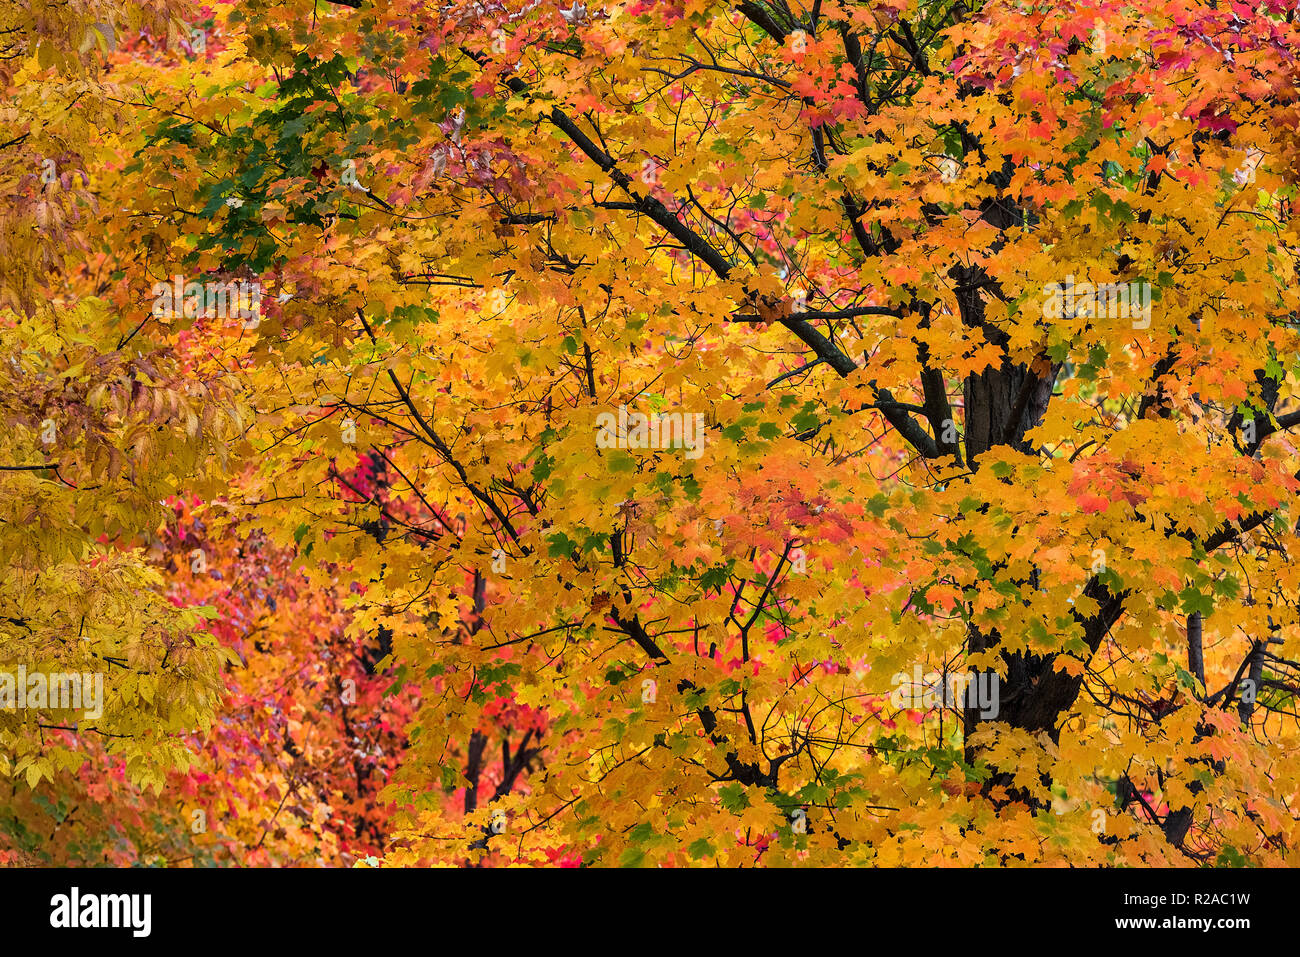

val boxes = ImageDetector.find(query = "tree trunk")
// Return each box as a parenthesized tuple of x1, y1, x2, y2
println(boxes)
(959, 353, 1082, 809)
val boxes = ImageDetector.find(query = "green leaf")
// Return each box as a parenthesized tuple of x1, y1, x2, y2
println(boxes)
(618, 847, 647, 867)
(719, 783, 751, 812)
(687, 837, 714, 859)
(547, 532, 576, 557)
(607, 450, 637, 473)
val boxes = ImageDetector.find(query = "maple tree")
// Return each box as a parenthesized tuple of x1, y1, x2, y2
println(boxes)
(5, 0, 1300, 867)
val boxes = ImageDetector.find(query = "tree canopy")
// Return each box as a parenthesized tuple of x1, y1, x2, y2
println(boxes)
(3, 0, 1300, 866)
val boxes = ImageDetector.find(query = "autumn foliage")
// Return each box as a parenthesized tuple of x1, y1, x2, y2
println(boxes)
(3, 0, 1300, 867)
